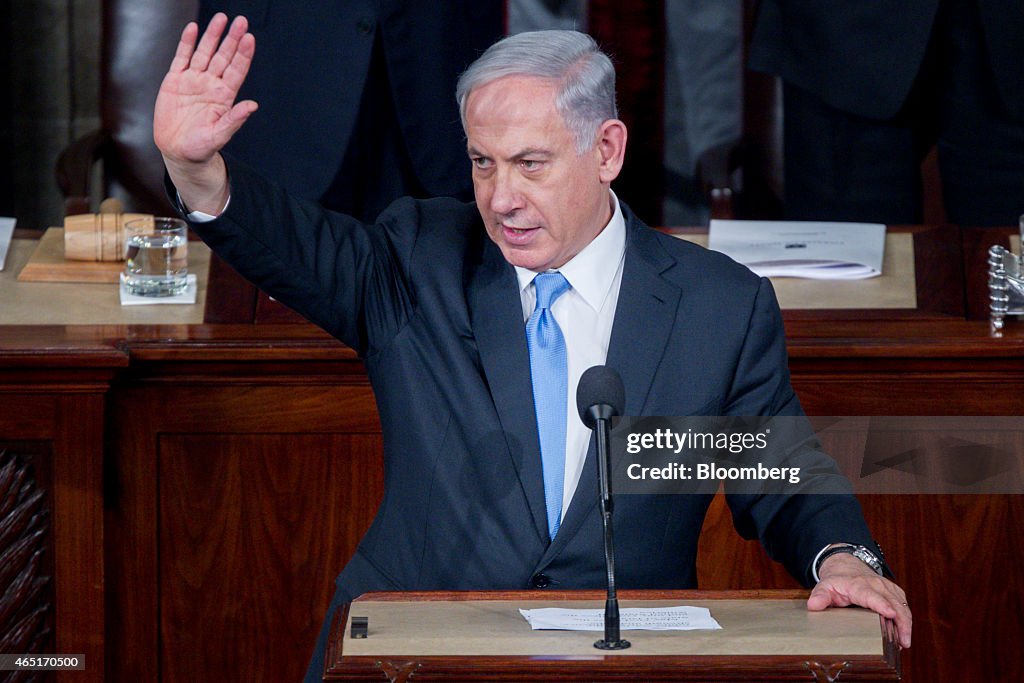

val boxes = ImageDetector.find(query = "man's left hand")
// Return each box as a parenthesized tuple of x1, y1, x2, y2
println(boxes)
(808, 553, 912, 648)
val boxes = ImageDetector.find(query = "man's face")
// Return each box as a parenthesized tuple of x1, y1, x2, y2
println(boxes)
(465, 75, 622, 272)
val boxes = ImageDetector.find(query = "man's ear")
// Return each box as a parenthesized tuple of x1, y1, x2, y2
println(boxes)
(595, 119, 627, 183)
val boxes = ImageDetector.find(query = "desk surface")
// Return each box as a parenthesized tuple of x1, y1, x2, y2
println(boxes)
(326, 590, 900, 682)
(339, 592, 883, 657)
(1, 224, 1023, 358)
(676, 232, 916, 310)
(0, 236, 210, 325)
(4, 223, 1019, 326)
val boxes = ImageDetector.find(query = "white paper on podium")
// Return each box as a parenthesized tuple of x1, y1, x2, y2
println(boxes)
(708, 220, 885, 279)
(518, 606, 722, 631)
(0, 217, 15, 271)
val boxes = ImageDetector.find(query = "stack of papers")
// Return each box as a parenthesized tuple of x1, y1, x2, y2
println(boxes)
(709, 220, 886, 279)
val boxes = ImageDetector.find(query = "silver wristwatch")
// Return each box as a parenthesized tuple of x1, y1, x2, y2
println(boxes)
(816, 543, 885, 578)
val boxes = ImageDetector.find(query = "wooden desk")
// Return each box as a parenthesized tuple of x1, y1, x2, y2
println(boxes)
(0, 225, 1021, 681)
(0, 235, 211, 325)
(326, 590, 900, 681)
(664, 224, 966, 320)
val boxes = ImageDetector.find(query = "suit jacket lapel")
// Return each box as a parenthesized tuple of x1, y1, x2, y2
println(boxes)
(467, 239, 550, 546)
(539, 212, 683, 565)
(605, 216, 682, 417)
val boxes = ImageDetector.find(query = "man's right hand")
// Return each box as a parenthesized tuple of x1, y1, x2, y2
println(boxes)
(154, 13, 257, 214)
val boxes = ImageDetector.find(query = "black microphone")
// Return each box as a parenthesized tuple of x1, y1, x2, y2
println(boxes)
(577, 365, 630, 650)
(577, 365, 625, 430)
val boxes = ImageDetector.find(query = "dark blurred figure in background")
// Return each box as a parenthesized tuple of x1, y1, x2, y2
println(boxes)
(750, 0, 1024, 226)
(510, 1, 743, 226)
(198, 1, 504, 221)
(662, 1, 741, 225)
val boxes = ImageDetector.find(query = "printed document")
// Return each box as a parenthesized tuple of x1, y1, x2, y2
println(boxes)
(709, 220, 885, 279)
(519, 606, 722, 631)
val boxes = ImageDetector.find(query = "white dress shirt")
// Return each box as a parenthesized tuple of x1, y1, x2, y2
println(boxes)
(514, 191, 627, 521)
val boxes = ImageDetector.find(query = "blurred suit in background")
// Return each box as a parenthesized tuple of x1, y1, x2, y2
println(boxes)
(750, 0, 1024, 226)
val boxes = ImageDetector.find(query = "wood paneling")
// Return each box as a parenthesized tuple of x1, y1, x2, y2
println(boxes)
(105, 358, 381, 683)
(52, 393, 105, 679)
(159, 434, 383, 683)
(0, 363, 113, 683)
(697, 490, 1024, 681)
(863, 495, 1023, 681)
(798, 351, 1022, 682)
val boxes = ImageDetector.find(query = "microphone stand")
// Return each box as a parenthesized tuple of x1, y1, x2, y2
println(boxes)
(590, 407, 630, 650)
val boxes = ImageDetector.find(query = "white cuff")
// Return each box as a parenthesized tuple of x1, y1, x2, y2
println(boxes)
(180, 192, 231, 222)
(811, 542, 850, 583)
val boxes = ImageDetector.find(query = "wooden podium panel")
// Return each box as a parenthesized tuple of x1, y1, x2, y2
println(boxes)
(325, 590, 900, 681)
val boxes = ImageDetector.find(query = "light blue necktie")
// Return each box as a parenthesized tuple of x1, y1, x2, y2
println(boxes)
(526, 271, 571, 540)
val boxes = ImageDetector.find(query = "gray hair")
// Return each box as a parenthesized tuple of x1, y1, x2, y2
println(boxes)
(455, 30, 618, 154)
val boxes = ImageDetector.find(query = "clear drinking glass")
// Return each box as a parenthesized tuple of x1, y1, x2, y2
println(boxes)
(121, 217, 189, 297)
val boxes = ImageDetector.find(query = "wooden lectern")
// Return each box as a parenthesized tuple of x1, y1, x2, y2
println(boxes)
(324, 590, 900, 681)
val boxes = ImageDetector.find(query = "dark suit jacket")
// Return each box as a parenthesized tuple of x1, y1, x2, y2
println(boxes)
(749, 0, 1024, 121)
(183, 160, 877, 601)
(197, 1, 503, 201)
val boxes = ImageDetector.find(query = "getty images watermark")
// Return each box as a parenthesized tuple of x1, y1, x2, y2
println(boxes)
(624, 424, 801, 485)
(611, 416, 1024, 495)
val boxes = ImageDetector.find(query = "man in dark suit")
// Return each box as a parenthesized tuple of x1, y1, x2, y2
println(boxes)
(196, 1, 503, 221)
(749, 0, 1024, 226)
(154, 15, 912, 681)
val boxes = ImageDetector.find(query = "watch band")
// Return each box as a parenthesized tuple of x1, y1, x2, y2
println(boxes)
(814, 543, 885, 581)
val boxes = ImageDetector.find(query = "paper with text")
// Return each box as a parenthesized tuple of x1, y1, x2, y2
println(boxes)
(519, 606, 722, 631)
(709, 220, 885, 279)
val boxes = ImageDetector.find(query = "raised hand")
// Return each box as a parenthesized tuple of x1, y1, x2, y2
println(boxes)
(154, 14, 257, 212)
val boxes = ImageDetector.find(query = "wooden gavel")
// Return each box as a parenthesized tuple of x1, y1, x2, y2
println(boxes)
(63, 198, 154, 262)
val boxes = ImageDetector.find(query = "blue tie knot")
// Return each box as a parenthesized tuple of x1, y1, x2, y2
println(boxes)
(533, 271, 570, 310)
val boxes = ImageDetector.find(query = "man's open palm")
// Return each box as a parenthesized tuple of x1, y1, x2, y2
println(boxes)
(154, 13, 257, 165)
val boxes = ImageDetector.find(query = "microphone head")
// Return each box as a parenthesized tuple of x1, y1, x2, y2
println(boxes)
(576, 365, 625, 429)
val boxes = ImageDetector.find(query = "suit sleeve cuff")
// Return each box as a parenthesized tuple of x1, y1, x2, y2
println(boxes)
(182, 192, 231, 222)
(810, 542, 844, 583)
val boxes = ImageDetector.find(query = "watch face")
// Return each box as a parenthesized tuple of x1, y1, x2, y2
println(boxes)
(853, 546, 882, 572)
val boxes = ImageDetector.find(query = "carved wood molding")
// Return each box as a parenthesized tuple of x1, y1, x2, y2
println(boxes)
(377, 659, 421, 683)
(804, 659, 852, 682)
(0, 450, 51, 663)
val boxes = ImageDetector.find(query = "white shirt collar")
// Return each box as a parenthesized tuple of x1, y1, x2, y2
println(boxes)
(514, 190, 626, 313)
